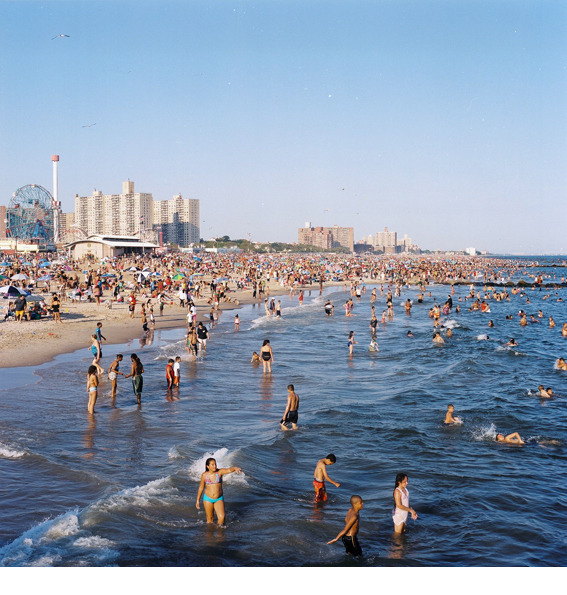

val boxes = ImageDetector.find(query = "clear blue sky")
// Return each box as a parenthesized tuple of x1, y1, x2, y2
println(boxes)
(1, 0, 566, 253)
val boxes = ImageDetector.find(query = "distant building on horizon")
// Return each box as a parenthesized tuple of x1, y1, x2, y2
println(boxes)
(298, 224, 354, 252)
(153, 193, 200, 247)
(0, 205, 6, 239)
(75, 180, 153, 239)
(361, 228, 420, 254)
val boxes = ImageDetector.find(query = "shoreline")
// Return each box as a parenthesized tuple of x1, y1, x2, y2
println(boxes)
(0, 280, 329, 369)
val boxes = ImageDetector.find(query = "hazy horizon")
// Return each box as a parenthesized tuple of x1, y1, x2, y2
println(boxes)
(1, 1, 566, 254)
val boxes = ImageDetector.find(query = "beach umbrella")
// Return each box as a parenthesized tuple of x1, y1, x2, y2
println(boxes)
(0, 285, 27, 296)
(39, 262, 51, 268)
(101, 273, 116, 278)
(25, 294, 45, 302)
(11, 273, 29, 280)
(172, 273, 184, 280)
(62, 265, 73, 271)
(38, 275, 52, 281)
(128, 267, 140, 272)
(0, 261, 11, 266)
(0, 275, 7, 280)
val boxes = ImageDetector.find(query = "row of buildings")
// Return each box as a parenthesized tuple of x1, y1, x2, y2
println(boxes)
(298, 224, 420, 254)
(359, 228, 420, 254)
(72, 181, 200, 247)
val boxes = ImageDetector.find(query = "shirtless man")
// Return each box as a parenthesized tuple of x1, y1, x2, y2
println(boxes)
(538, 385, 552, 398)
(327, 495, 364, 557)
(556, 357, 567, 370)
(433, 332, 445, 344)
(280, 384, 299, 430)
(443, 404, 461, 425)
(313, 454, 340, 503)
(496, 432, 525, 445)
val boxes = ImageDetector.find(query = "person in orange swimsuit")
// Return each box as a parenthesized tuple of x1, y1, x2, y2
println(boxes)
(313, 454, 340, 503)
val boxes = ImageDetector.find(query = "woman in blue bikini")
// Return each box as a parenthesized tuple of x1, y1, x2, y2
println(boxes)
(196, 457, 242, 525)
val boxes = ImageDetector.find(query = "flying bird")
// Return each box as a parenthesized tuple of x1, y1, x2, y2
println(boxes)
(52, 34, 70, 40)
(82, 123, 97, 128)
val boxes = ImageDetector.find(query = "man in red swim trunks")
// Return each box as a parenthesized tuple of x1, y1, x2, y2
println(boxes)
(313, 454, 340, 503)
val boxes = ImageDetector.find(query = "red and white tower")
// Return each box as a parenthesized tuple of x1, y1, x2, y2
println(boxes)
(51, 155, 61, 244)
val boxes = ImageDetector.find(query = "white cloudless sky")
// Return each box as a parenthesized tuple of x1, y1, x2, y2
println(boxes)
(1, 0, 566, 253)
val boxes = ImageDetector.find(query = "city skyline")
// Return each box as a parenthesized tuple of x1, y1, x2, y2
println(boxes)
(1, 1, 566, 254)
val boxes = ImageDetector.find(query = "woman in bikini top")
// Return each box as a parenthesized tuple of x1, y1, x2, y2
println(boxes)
(196, 457, 242, 526)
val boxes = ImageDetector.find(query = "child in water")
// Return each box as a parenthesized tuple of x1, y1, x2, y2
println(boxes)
(444, 404, 462, 425)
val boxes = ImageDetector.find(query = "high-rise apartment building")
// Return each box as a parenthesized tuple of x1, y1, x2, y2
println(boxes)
(74, 181, 153, 238)
(375, 227, 397, 251)
(298, 224, 354, 251)
(0, 206, 6, 239)
(153, 194, 200, 247)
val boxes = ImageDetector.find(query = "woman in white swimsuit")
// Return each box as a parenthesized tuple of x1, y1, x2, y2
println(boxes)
(392, 473, 418, 533)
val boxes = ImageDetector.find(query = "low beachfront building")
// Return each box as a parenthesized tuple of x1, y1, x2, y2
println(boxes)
(65, 234, 158, 259)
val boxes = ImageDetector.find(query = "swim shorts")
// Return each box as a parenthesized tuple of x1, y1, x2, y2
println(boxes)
(313, 479, 327, 503)
(284, 410, 298, 424)
(342, 535, 362, 557)
(132, 375, 143, 394)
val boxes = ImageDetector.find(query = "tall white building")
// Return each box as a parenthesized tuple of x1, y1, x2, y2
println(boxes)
(74, 181, 153, 238)
(375, 227, 397, 251)
(153, 194, 200, 247)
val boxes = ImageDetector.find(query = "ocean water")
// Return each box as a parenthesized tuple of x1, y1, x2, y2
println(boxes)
(1, 266, 566, 567)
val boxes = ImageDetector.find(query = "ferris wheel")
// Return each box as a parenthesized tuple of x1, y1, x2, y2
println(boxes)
(6, 184, 55, 243)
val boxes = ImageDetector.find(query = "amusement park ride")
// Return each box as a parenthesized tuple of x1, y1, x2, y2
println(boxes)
(4, 156, 86, 250)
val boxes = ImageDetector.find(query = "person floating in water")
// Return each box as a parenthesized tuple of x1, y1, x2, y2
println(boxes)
(280, 384, 299, 431)
(196, 457, 242, 526)
(496, 432, 525, 444)
(556, 357, 567, 370)
(313, 454, 340, 503)
(444, 404, 461, 425)
(327, 495, 364, 557)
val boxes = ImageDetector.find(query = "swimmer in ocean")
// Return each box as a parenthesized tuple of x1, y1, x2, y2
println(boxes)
(313, 454, 340, 503)
(280, 384, 299, 430)
(369, 338, 379, 352)
(260, 339, 274, 374)
(407, 331, 414, 338)
(538, 385, 552, 398)
(443, 404, 461, 425)
(86, 365, 98, 415)
(432, 332, 445, 344)
(556, 357, 567, 370)
(505, 338, 519, 347)
(196, 457, 242, 526)
(250, 351, 261, 364)
(496, 432, 525, 445)
(392, 473, 418, 534)
(327, 495, 364, 557)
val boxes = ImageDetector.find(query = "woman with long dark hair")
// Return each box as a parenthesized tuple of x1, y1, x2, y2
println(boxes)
(196, 457, 242, 526)
(392, 473, 418, 534)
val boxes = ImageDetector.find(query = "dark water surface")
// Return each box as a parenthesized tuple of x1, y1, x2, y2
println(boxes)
(1, 268, 566, 566)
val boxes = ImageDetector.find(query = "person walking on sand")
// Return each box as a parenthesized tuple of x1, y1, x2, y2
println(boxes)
(327, 495, 364, 557)
(90, 334, 104, 375)
(260, 339, 274, 374)
(51, 293, 62, 323)
(196, 457, 242, 526)
(313, 454, 340, 503)
(392, 473, 418, 534)
(125, 353, 144, 406)
(87, 365, 99, 415)
(280, 384, 299, 430)
(108, 354, 124, 400)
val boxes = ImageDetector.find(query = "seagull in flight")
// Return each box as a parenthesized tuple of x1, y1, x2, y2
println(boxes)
(82, 123, 97, 128)
(52, 34, 70, 40)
